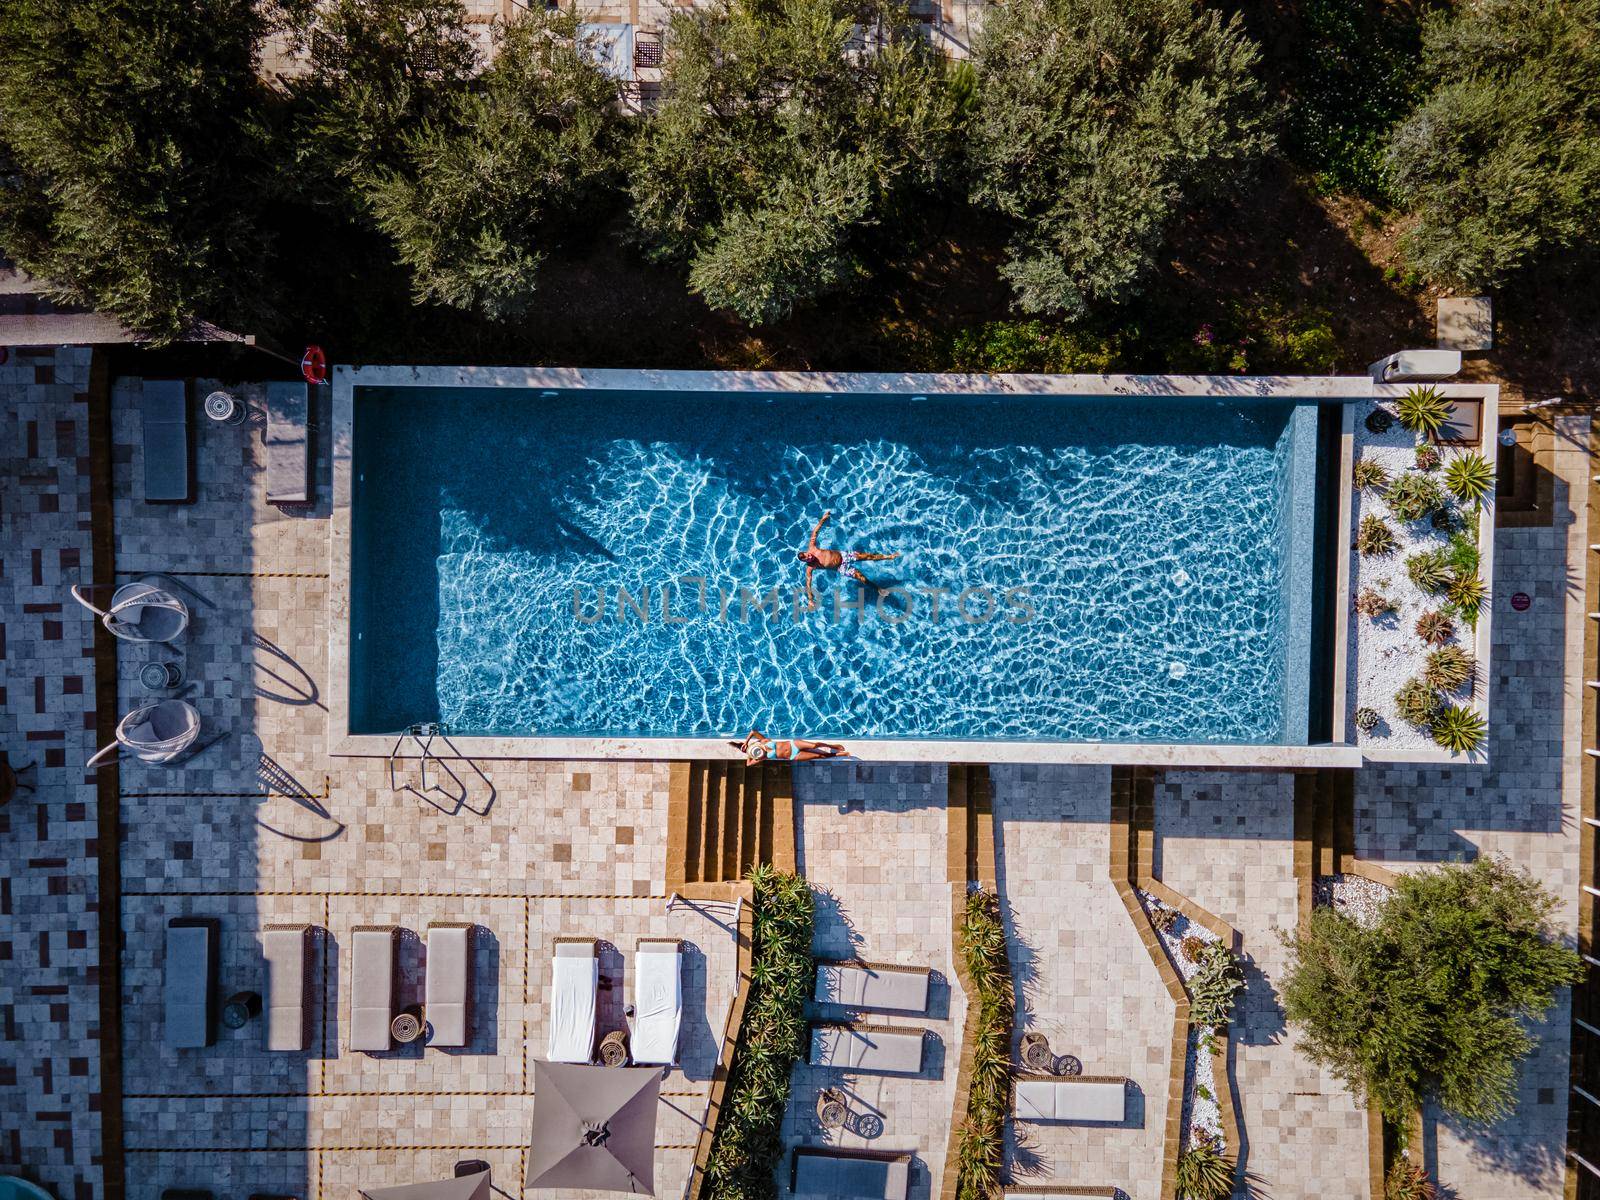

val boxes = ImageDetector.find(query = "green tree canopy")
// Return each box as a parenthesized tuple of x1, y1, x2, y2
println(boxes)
(0, 0, 272, 340)
(287, 0, 479, 199)
(1386, 0, 1600, 288)
(365, 11, 624, 320)
(628, 0, 961, 326)
(967, 0, 1273, 319)
(1281, 857, 1582, 1125)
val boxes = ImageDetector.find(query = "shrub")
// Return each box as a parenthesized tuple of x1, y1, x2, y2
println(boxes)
(1181, 934, 1208, 964)
(956, 887, 1013, 1200)
(1386, 0, 1600, 289)
(1355, 589, 1396, 618)
(1281, 857, 1582, 1123)
(1431, 703, 1487, 753)
(1174, 1142, 1235, 1200)
(1445, 530, 1480, 576)
(1365, 407, 1395, 435)
(1445, 452, 1495, 506)
(968, 0, 1273, 318)
(1405, 549, 1451, 593)
(947, 320, 1124, 374)
(1385, 1160, 1438, 1200)
(1358, 515, 1397, 556)
(1416, 609, 1455, 646)
(1396, 386, 1452, 439)
(702, 865, 815, 1200)
(1354, 706, 1380, 733)
(1423, 645, 1475, 691)
(1188, 940, 1245, 1029)
(1414, 444, 1441, 472)
(1446, 572, 1487, 622)
(1394, 677, 1439, 727)
(1150, 904, 1180, 934)
(1353, 459, 1390, 492)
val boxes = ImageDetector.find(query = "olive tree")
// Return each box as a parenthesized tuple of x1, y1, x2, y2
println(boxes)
(365, 11, 624, 320)
(1386, 0, 1600, 288)
(1281, 857, 1582, 1124)
(967, 0, 1273, 319)
(0, 0, 272, 340)
(629, 0, 961, 326)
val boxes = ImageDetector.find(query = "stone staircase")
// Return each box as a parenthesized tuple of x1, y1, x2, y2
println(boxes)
(666, 761, 796, 896)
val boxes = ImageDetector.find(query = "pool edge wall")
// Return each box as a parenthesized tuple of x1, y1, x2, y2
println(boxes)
(328, 365, 1376, 765)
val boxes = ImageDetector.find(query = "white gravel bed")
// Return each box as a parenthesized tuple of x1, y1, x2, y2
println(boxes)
(1313, 872, 1393, 929)
(1139, 890, 1226, 1149)
(1348, 399, 1483, 750)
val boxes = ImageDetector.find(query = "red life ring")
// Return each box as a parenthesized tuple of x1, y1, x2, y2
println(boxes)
(300, 344, 328, 385)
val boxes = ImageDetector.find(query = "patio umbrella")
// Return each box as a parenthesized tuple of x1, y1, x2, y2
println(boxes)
(527, 1060, 661, 1194)
(358, 1169, 490, 1200)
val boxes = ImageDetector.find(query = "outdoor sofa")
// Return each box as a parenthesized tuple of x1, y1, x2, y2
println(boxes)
(808, 1022, 926, 1074)
(425, 922, 473, 1048)
(814, 959, 930, 1013)
(791, 1148, 912, 1200)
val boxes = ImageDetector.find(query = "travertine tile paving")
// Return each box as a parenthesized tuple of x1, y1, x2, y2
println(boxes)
(1154, 770, 1367, 1200)
(993, 764, 1171, 1200)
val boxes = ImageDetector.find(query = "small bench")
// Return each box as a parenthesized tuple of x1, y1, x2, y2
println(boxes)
(809, 1022, 925, 1074)
(350, 925, 398, 1052)
(814, 960, 930, 1013)
(262, 924, 311, 1052)
(1012, 1075, 1128, 1124)
(164, 916, 218, 1048)
(426, 922, 473, 1049)
(141, 380, 191, 503)
(264, 380, 310, 505)
(792, 1148, 912, 1200)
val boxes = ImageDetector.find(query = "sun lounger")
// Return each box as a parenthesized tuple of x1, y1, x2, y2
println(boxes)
(141, 380, 191, 503)
(262, 924, 310, 1052)
(547, 937, 598, 1063)
(426, 922, 473, 1049)
(809, 1022, 925, 1074)
(264, 380, 310, 505)
(164, 916, 218, 1048)
(791, 1148, 912, 1200)
(814, 960, 930, 1013)
(350, 925, 398, 1052)
(1001, 1190, 1117, 1200)
(630, 937, 682, 1065)
(1012, 1075, 1128, 1123)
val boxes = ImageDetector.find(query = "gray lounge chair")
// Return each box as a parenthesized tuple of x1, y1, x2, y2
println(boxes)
(1012, 1075, 1128, 1123)
(164, 916, 218, 1048)
(814, 960, 930, 1013)
(264, 380, 310, 505)
(141, 380, 191, 503)
(792, 1148, 912, 1200)
(809, 1022, 925, 1074)
(350, 925, 398, 1052)
(426, 922, 473, 1049)
(262, 924, 311, 1052)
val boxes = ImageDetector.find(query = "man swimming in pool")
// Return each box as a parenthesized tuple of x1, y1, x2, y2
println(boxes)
(796, 511, 899, 606)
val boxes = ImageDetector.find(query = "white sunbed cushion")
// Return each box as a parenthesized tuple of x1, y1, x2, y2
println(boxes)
(631, 946, 682, 1065)
(426, 925, 471, 1048)
(814, 962, 930, 1013)
(809, 1025, 924, 1073)
(547, 950, 598, 1062)
(1014, 1078, 1127, 1123)
(262, 926, 307, 1052)
(349, 929, 395, 1052)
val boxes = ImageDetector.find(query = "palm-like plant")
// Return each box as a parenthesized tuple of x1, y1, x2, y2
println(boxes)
(1406, 549, 1451, 593)
(1358, 515, 1397, 556)
(1355, 589, 1396, 617)
(1445, 452, 1494, 505)
(1431, 703, 1487, 754)
(957, 887, 1013, 1200)
(1423, 645, 1475, 691)
(1397, 386, 1452, 439)
(1385, 1161, 1438, 1200)
(1175, 1142, 1235, 1200)
(1385, 472, 1446, 522)
(1447, 572, 1487, 622)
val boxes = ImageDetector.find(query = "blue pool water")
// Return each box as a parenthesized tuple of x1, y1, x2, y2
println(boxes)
(349, 387, 1318, 744)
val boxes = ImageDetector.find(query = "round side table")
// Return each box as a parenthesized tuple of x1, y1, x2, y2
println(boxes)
(1020, 1031, 1053, 1072)
(221, 991, 261, 1030)
(816, 1090, 847, 1130)
(1053, 1054, 1083, 1077)
(599, 1029, 629, 1066)
(391, 1011, 423, 1044)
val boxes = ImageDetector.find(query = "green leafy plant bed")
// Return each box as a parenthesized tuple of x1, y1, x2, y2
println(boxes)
(702, 865, 816, 1200)
(956, 887, 1013, 1200)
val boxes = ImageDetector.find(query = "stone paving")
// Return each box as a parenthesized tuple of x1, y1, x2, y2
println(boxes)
(993, 765, 1172, 1200)
(780, 764, 963, 1200)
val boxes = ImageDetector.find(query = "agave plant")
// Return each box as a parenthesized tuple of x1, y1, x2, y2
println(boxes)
(1397, 385, 1452, 439)
(1414, 444, 1441, 472)
(1395, 677, 1440, 727)
(1358, 515, 1397, 556)
(1365, 407, 1395, 435)
(956, 887, 1013, 1200)
(1354, 706, 1380, 733)
(1175, 1142, 1235, 1200)
(1447, 572, 1487, 622)
(1431, 703, 1487, 754)
(1187, 940, 1245, 1029)
(1405, 549, 1451, 593)
(1445, 451, 1494, 505)
(1385, 472, 1446, 522)
(1355, 588, 1396, 618)
(1415, 609, 1455, 646)
(1352, 459, 1390, 491)
(1423, 645, 1475, 691)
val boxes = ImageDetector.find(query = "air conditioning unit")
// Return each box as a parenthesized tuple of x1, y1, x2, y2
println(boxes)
(1368, 349, 1462, 383)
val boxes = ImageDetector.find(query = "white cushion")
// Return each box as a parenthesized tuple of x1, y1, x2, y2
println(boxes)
(349, 929, 395, 1052)
(809, 1025, 924, 1073)
(547, 947, 598, 1062)
(1014, 1078, 1127, 1123)
(426, 925, 471, 1048)
(793, 1151, 910, 1200)
(262, 926, 308, 1052)
(630, 945, 681, 1065)
(814, 962, 930, 1013)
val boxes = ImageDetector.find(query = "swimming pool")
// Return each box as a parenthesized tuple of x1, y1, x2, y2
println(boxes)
(347, 384, 1320, 745)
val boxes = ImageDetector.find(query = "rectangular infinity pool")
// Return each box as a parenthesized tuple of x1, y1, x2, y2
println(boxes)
(348, 386, 1319, 745)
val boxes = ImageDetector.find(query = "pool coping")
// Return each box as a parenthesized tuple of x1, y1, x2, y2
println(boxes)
(328, 365, 1375, 767)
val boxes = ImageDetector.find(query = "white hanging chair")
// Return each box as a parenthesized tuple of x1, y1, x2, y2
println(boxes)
(87, 700, 202, 767)
(71, 580, 189, 643)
